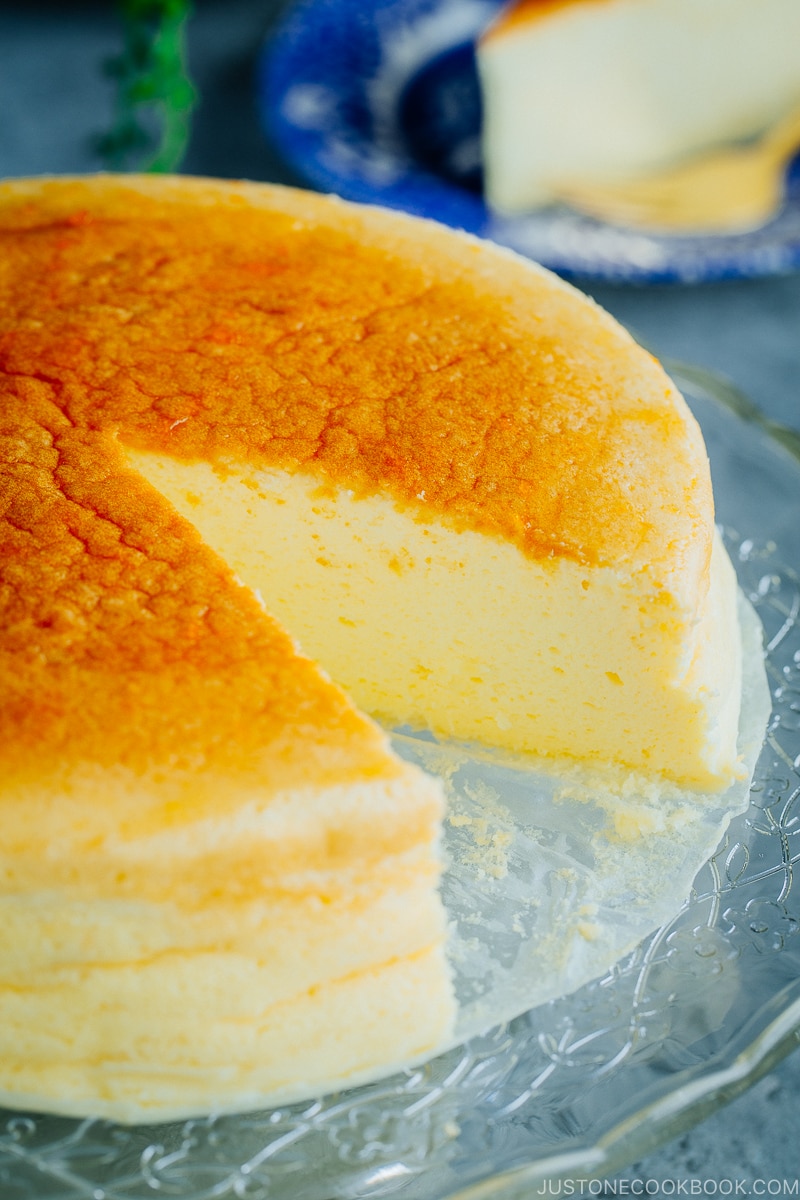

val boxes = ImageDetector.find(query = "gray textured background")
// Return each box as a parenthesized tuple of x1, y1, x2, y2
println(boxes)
(1, 0, 799, 1191)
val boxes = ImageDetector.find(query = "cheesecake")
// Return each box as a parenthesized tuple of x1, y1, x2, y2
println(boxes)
(478, 0, 800, 226)
(0, 174, 746, 1123)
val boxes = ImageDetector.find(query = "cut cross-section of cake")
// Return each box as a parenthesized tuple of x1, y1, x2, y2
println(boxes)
(0, 175, 749, 1123)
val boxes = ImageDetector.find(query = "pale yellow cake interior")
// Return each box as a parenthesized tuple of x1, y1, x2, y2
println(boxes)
(126, 450, 742, 790)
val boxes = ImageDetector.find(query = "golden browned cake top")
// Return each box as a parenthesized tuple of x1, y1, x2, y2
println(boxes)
(0, 176, 709, 563)
(0, 175, 710, 790)
(0, 366, 398, 802)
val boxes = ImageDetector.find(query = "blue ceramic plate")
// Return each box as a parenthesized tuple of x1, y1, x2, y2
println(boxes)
(258, 0, 800, 283)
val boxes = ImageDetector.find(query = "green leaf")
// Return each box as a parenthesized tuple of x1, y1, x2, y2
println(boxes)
(96, 0, 197, 173)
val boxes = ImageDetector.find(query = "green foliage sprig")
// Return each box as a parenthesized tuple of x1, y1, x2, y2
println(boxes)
(97, 0, 197, 173)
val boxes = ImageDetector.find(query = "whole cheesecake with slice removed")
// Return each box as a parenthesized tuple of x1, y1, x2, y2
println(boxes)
(0, 175, 748, 1123)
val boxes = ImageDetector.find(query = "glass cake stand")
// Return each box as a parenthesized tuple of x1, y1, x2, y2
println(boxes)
(2, 366, 800, 1200)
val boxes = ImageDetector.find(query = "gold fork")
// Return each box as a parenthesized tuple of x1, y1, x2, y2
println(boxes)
(556, 103, 800, 234)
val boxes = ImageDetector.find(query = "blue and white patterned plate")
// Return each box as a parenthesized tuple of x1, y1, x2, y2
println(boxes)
(258, 0, 800, 283)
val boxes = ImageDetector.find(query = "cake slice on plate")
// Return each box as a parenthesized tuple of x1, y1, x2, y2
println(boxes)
(478, 0, 800, 226)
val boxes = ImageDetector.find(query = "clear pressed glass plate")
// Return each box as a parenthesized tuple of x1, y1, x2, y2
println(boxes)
(2, 366, 800, 1199)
